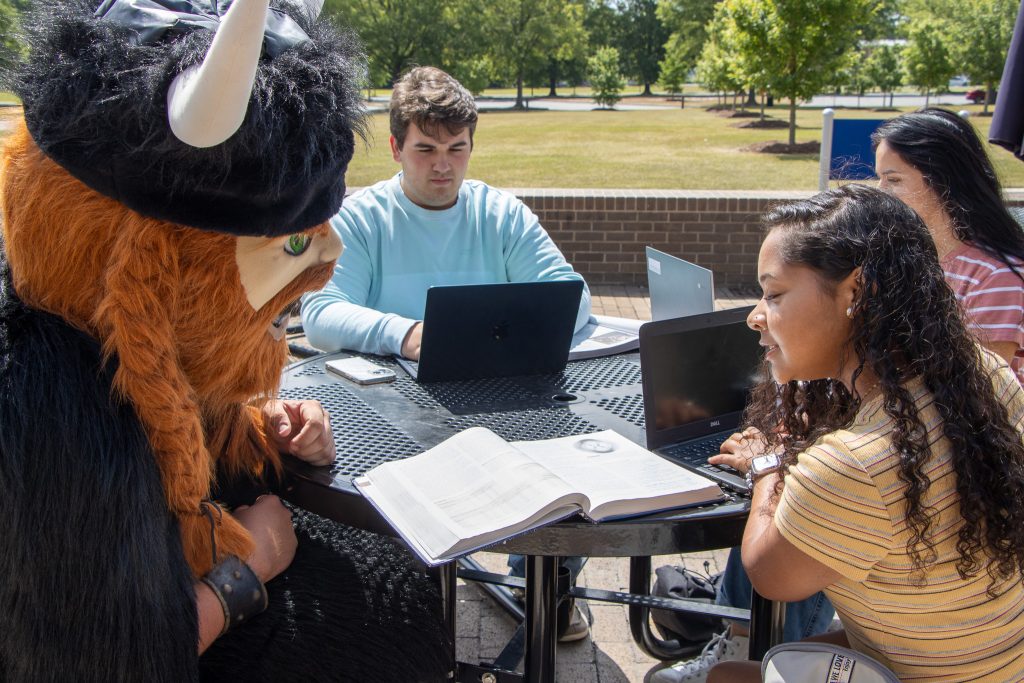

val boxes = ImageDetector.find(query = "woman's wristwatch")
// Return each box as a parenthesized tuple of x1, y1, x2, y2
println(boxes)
(745, 453, 781, 491)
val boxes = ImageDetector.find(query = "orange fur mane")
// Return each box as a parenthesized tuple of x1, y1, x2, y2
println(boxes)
(2, 123, 335, 576)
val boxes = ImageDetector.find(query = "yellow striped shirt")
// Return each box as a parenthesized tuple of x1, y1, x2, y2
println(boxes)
(775, 353, 1024, 682)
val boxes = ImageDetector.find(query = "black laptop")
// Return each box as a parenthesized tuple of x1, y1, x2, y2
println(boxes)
(396, 280, 584, 383)
(640, 306, 763, 494)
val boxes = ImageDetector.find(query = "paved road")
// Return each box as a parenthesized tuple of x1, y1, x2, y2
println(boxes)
(365, 91, 978, 114)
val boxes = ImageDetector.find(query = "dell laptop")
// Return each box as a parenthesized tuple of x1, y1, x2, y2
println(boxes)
(396, 280, 584, 383)
(640, 306, 763, 493)
(646, 247, 715, 321)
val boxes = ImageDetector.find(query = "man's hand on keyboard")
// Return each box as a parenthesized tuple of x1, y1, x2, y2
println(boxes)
(708, 427, 767, 474)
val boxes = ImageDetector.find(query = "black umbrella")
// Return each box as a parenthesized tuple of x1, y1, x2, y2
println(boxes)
(991, 0, 1024, 158)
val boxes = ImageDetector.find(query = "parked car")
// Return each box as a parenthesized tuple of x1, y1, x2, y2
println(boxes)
(949, 75, 970, 87)
(966, 88, 996, 104)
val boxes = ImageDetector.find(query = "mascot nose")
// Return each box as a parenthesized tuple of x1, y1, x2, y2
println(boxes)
(167, 0, 270, 148)
(320, 228, 343, 264)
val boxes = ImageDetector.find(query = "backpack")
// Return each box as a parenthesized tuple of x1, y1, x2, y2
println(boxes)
(762, 642, 900, 683)
(650, 564, 725, 645)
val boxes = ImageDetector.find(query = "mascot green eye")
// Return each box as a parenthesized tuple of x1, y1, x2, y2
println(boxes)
(284, 234, 311, 256)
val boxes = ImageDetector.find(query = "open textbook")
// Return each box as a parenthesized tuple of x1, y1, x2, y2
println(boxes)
(569, 315, 643, 361)
(354, 428, 725, 566)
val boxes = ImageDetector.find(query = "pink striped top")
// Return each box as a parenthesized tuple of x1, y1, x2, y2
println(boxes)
(942, 243, 1024, 384)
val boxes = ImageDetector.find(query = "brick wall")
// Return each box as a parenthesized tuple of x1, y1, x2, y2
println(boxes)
(512, 189, 1024, 288)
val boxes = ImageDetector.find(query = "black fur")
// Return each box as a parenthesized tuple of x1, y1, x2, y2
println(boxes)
(0, 252, 453, 681)
(11, 0, 366, 236)
(0, 254, 200, 681)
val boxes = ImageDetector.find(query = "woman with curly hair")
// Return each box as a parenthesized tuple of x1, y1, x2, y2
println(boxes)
(873, 108, 1024, 384)
(707, 184, 1024, 682)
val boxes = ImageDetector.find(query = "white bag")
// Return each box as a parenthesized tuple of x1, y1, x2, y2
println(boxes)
(762, 642, 900, 683)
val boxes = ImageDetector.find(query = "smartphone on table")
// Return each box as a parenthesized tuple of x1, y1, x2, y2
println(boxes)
(325, 357, 397, 385)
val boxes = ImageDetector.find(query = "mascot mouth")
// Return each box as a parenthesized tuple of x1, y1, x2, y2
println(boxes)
(269, 308, 289, 341)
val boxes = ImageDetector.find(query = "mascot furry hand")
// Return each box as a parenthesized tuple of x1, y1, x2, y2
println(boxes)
(0, 0, 451, 681)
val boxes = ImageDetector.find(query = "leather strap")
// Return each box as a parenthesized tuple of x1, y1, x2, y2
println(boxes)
(201, 555, 269, 636)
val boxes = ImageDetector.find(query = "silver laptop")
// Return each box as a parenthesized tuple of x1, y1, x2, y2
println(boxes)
(645, 247, 714, 321)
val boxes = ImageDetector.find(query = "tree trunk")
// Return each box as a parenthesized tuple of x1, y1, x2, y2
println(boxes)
(746, 87, 757, 107)
(680, 93, 685, 109)
(643, 82, 652, 96)
(889, 91, 894, 107)
(759, 91, 766, 121)
(985, 82, 994, 115)
(925, 88, 930, 107)
(788, 98, 797, 146)
(515, 74, 525, 110)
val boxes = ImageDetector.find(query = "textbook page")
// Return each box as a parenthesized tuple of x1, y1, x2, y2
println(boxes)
(354, 427, 585, 565)
(568, 315, 643, 361)
(514, 430, 724, 520)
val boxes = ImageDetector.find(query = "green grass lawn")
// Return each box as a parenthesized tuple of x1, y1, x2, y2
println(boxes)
(346, 102, 1024, 190)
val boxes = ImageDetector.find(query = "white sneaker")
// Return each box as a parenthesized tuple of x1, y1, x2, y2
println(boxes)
(558, 603, 590, 643)
(650, 628, 749, 683)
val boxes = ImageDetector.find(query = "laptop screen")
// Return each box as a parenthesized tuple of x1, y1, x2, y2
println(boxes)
(641, 307, 764, 449)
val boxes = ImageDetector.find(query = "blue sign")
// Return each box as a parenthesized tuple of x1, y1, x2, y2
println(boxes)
(830, 119, 886, 180)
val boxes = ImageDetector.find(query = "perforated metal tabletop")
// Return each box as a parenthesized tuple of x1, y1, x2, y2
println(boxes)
(278, 351, 749, 557)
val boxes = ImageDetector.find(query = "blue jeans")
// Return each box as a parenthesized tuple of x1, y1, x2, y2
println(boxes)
(507, 554, 587, 584)
(717, 547, 834, 642)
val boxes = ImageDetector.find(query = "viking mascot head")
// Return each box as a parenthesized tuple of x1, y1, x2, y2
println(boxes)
(2, 0, 364, 577)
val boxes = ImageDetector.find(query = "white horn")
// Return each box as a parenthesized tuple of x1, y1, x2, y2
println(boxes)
(167, 0, 271, 148)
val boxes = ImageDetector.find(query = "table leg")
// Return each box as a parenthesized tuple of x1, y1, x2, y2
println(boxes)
(748, 587, 785, 661)
(439, 562, 457, 668)
(524, 555, 558, 683)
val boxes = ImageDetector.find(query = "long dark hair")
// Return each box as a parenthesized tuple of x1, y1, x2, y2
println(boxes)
(872, 107, 1024, 277)
(746, 184, 1024, 588)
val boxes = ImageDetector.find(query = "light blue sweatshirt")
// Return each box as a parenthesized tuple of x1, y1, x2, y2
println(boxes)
(301, 174, 592, 355)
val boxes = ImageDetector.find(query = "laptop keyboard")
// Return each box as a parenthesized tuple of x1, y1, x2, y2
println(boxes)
(660, 432, 749, 494)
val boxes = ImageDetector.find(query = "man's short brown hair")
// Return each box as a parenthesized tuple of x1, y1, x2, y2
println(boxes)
(389, 66, 478, 149)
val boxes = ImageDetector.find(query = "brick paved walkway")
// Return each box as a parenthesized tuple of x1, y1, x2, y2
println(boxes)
(456, 284, 761, 682)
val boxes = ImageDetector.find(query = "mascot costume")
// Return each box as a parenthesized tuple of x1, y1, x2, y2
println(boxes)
(0, 0, 452, 679)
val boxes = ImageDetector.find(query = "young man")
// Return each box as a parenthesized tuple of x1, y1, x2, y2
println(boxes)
(301, 66, 591, 360)
(301, 66, 591, 642)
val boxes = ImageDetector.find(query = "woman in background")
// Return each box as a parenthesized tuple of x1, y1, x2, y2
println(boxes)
(873, 107, 1024, 384)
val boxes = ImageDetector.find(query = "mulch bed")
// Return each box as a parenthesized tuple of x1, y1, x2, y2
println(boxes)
(742, 140, 821, 154)
(710, 108, 760, 118)
(733, 119, 789, 129)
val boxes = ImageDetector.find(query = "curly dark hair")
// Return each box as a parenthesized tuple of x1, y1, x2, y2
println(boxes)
(872, 108, 1024, 280)
(745, 183, 1024, 588)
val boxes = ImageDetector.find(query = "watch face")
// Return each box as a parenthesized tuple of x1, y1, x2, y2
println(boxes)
(751, 454, 781, 475)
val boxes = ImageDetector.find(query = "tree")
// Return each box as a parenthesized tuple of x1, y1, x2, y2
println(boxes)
(322, 0, 448, 86)
(480, 0, 587, 109)
(540, 2, 590, 96)
(903, 19, 956, 106)
(865, 43, 903, 107)
(616, 0, 670, 95)
(722, 0, 875, 145)
(656, 0, 719, 68)
(0, 0, 23, 74)
(588, 46, 625, 107)
(695, 17, 745, 107)
(930, 0, 1018, 114)
(659, 33, 690, 103)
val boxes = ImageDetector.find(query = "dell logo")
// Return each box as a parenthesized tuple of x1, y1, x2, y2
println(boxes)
(710, 420, 720, 427)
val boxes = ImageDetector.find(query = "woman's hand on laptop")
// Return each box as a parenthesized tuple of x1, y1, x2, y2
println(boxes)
(709, 427, 766, 474)
(401, 322, 423, 360)
(262, 399, 336, 466)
